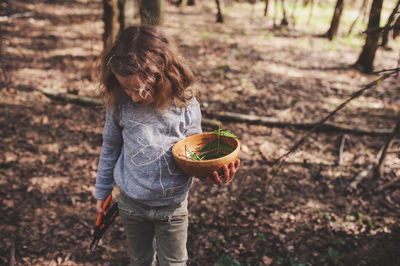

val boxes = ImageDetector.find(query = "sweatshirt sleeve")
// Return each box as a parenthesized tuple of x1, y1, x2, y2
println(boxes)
(94, 108, 123, 200)
(184, 98, 203, 137)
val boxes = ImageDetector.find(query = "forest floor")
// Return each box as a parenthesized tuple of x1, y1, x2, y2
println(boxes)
(1, 0, 400, 265)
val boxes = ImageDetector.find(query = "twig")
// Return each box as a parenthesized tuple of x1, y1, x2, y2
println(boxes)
(374, 176, 400, 193)
(372, 67, 400, 74)
(348, 164, 374, 192)
(273, 69, 399, 165)
(375, 112, 400, 178)
(338, 134, 348, 166)
(9, 242, 15, 266)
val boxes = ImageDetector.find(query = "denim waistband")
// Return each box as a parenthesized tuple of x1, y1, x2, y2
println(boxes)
(119, 190, 185, 210)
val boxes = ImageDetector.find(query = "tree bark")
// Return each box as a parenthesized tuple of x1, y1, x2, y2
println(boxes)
(103, 0, 120, 50)
(353, 0, 383, 73)
(280, 0, 288, 26)
(140, 0, 164, 26)
(215, 0, 224, 23)
(122, 0, 136, 28)
(264, 0, 270, 16)
(381, 0, 400, 48)
(324, 0, 345, 40)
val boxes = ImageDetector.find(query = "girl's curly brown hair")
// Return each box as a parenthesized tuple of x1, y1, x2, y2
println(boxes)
(98, 25, 195, 112)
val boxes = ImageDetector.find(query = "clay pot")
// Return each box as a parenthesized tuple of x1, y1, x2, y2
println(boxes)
(172, 132, 240, 178)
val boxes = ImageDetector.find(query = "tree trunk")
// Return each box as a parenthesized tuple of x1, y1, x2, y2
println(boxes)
(280, 0, 288, 26)
(307, 0, 315, 26)
(264, 0, 269, 16)
(381, 0, 400, 48)
(353, 0, 383, 73)
(140, 0, 164, 26)
(215, 0, 224, 23)
(103, 0, 120, 50)
(122, 0, 136, 28)
(324, 0, 345, 40)
(347, 0, 369, 36)
(290, 0, 299, 21)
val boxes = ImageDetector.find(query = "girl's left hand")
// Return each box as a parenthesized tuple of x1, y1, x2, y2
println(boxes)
(206, 159, 240, 185)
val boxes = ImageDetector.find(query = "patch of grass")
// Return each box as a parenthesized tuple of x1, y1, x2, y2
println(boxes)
(278, 253, 312, 266)
(343, 34, 364, 49)
(201, 30, 211, 40)
(325, 248, 339, 264)
(216, 254, 241, 266)
(258, 232, 266, 241)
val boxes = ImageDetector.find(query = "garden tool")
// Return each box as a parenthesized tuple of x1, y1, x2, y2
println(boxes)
(89, 194, 119, 251)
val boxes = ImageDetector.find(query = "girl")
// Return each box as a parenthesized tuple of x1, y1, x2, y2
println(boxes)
(94, 25, 240, 265)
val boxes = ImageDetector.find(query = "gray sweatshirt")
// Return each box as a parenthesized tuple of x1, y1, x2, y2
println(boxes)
(94, 95, 202, 206)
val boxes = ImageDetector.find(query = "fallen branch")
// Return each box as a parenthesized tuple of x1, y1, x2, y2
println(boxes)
(262, 68, 400, 195)
(338, 134, 348, 165)
(10, 242, 15, 266)
(40, 88, 222, 129)
(374, 176, 400, 193)
(215, 111, 393, 136)
(348, 164, 374, 192)
(41, 88, 102, 107)
(271, 69, 399, 165)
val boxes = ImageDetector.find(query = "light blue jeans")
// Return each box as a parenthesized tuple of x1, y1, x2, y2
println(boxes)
(118, 191, 188, 266)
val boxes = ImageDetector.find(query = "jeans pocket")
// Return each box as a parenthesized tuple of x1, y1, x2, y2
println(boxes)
(118, 193, 139, 216)
(158, 199, 188, 223)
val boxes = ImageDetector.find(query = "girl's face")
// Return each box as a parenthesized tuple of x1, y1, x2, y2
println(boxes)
(114, 73, 147, 103)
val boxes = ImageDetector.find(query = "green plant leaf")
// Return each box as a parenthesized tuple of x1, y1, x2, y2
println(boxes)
(203, 150, 226, 159)
(216, 254, 241, 266)
(211, 129, 237, 138)
(185, 146, 204, 161)
(219, 142, 234, 153)
(199, 139, 218, 152)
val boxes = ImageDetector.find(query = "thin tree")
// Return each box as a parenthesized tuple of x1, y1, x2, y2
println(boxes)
(103, 0, 120, 50)
(307, 0, 315, 26)
(273, 0, 278, 26)
(289, 0, 299, 23)
(323, 0, 345, 40)
(122, 0, 136, 28)
(381, 0, 400, 48)
(280, 0, 289, 26)
(140, 0, 164, 25)
(264, 0, 270, 16)
(215, 0, 224, 23)
(353, 0, 383, 73)
(347, 0, 369, 36)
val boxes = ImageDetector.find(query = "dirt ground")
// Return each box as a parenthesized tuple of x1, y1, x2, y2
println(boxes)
(1, 0, 399, 265)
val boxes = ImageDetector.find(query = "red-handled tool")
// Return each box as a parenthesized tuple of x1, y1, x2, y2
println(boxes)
(89, 195, 119, 251)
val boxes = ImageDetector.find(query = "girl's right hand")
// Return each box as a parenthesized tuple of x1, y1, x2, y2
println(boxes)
(96, 199, 107, 215)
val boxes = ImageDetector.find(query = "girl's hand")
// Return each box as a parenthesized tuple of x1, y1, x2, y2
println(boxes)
(96, 199, 107, 215)
(206, 159, 240, 185)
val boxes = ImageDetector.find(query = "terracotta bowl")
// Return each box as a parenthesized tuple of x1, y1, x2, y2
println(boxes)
(172, 132, 240, 178)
